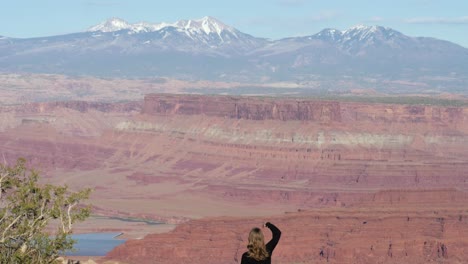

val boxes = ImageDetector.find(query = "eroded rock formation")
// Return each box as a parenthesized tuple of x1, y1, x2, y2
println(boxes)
(143, 94, 467, 124)
(0, 94, 467, 263)
(105, 198, 468, 263)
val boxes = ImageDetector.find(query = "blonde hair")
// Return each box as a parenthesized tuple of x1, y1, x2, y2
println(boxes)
(247, 227, 269, 261)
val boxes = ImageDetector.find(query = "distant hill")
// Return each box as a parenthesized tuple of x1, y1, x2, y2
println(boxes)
(1, 17, 467, 94)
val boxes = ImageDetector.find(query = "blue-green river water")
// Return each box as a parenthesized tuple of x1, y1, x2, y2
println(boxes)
(66, 232, 126, 256)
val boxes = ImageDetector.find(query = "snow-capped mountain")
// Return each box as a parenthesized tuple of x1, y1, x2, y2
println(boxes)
(0, 17, 467, 92)
(88, 16, 232, 35)
(86, 16, 261, 48)
(87, 17, 134, 32)
(312, 25, 412, 53)
(341, 25, 404, 42)
(340, 25, 411, 53)
(314, 28, 343, 42)
(175, 16, 232, 34)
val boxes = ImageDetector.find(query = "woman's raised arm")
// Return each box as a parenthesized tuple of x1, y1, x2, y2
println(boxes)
(265, 222, 281, 252)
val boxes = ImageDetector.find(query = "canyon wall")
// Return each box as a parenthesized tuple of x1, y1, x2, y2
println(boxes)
(106, 201, 468, 264)
(104, 94, 468, 263)
(129, 94, 468, 191)
(143, 94, 467, 125)
(0, 94, 467, 263)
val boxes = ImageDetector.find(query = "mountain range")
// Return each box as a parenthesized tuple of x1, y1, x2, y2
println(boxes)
(1, 16, 467, 94)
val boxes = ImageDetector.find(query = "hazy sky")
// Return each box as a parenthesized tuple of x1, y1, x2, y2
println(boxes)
(2, 0, 468, 47)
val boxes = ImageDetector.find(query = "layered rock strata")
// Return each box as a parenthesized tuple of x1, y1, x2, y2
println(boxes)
(0, 94, 467, 260)
(106, 196, 468, 264)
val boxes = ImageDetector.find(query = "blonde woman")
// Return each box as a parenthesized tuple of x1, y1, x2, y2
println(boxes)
(241, 222, 281, 264)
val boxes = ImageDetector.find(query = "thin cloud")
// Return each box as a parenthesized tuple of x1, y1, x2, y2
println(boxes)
(405, 16, 468, 24)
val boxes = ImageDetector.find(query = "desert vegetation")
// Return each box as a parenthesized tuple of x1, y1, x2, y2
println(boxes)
(0, 159, 91, 264)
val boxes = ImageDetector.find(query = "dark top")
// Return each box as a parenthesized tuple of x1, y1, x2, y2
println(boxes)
(241, 222, 281, 264)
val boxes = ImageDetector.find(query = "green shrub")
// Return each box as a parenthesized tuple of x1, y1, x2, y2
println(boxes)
(0, 159, 91, 264)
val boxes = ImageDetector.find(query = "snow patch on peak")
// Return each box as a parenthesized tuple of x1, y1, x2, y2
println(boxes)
(173, 16, 234, 36)
(88, 17, 174, 33)
(317, 28, 342, 36)
(88, 18, 132, 32)
(343, 25, 392, 40)
(344, 25, 394, 34)
(313, 28, 343, 42)
(132, 21, 170, 32)
(197, 16, 232, 34)
(313, 25, 401, 44)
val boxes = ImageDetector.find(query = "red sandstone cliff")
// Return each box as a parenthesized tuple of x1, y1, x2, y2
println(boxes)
(142, 94, 467, 125)
(0, 94, 467, 264)
(105, 193, 468, 264)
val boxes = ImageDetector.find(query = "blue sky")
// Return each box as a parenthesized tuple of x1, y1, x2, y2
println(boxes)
(2, 0, 468, 47)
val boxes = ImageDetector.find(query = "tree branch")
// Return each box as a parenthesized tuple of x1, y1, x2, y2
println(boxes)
(1, 214, 22, 243)
(0, 172, 8, 200)
(66, 202, 78, 233)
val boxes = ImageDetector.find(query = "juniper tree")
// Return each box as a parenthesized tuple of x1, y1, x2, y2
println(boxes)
(0, 158, 91, 264)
